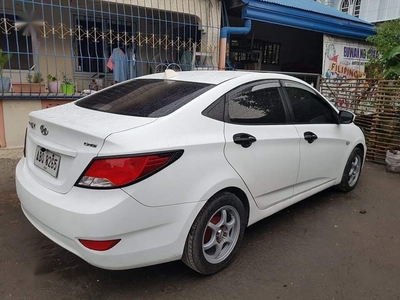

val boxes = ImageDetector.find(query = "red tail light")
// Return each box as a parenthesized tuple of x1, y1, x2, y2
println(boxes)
(79, 239, 121, 251)
(76, 151, 183, 188)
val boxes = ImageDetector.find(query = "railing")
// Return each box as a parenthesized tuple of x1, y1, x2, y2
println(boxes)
(321, 78, 400, 164)
(0, 0, 220, 98)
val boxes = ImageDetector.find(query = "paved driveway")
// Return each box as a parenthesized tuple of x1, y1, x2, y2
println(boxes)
(1, 156, 399, 300)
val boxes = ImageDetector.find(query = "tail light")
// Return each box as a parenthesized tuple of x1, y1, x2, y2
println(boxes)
(76, 150, 183, 188)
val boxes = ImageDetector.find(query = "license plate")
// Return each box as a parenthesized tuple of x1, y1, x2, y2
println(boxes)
(34, 147, 61, 178)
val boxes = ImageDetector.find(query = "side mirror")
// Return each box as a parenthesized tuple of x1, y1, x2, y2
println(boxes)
(338, 110, 355, 124)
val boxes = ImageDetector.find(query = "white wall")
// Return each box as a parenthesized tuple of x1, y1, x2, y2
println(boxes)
(318, 0, 400, 23)
(359, 0, 400, 23)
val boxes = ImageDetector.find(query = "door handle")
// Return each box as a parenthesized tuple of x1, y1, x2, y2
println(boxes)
(304, 131, 318, 144)
(233, 133, 257, 148)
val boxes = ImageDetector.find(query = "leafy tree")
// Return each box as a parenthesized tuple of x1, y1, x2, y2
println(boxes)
(366, 20, 400, 79)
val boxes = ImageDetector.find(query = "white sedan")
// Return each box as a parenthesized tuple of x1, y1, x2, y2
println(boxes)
(16, 71, 365, 275)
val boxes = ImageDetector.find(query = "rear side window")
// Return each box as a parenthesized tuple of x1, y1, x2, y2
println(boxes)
(227, 81, 287, 125)
(283, 81, 336, 124)
(75, 79, 213, 117)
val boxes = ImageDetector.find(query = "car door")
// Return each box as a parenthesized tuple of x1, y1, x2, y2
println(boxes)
(223, 80, 300, 210)
(281, 80, 349, 195)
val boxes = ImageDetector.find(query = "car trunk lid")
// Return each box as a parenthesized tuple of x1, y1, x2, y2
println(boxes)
(25, 103, 156, 194)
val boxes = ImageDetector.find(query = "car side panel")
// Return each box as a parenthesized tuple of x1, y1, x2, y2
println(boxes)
(102, 113, 256, 209)
(294, 124, 351, 195)
(224, 123, 300, 210)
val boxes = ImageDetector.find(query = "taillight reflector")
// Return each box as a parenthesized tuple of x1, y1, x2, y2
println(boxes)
(23, 128, 27, 157)
(79, 239, 121, 251)
(76, 151, 182, 188)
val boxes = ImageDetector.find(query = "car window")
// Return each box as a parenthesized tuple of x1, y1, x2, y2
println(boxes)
(75, 79, 214, 117)
(227, 81, 287, 125)
(283, 81, 336, 124)
(202, 96, 225, 122)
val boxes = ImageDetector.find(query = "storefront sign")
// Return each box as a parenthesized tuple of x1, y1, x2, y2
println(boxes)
(323, 35, 378, 79)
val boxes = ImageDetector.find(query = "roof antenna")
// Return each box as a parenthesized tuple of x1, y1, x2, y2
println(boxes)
(163, 69, 179, 79)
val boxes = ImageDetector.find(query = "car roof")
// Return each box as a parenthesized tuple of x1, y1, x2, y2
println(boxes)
(139, 70, 299, 85)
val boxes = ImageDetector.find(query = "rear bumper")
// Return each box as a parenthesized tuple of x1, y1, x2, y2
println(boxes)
(16, 158, 204, 270)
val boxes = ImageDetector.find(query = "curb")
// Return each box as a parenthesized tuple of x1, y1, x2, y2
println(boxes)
(0, 148, 23, 160)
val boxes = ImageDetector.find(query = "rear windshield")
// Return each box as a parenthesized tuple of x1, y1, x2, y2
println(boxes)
(75, 79, 214, 117)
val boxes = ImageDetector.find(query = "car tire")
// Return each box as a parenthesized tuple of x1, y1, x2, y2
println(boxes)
(182, 192, 246, 275)
(336, 147, 363, 192)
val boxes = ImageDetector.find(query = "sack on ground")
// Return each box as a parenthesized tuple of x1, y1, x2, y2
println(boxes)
(386, 147, 400, 173)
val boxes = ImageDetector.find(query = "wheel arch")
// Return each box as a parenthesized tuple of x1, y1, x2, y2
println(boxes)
(210, 186, 250, 226)
(355, 142, 365, 155)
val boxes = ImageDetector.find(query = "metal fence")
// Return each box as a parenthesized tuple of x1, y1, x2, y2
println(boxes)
(0, 0, 220, 98)
(321, 78, 400, 164)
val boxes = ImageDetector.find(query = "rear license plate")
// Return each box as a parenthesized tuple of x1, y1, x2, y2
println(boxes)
(34, 146, 61, 178)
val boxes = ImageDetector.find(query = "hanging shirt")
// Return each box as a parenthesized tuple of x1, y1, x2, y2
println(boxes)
(109, 48, 129, 83)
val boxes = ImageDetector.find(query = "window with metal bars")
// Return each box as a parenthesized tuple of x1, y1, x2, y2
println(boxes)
(0, 14, 33, 70)
(262, 42, 280, 65)
(75, 16, 134, 73)
(340, 0, 361, 18)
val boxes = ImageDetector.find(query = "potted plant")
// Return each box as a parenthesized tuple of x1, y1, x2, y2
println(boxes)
(47, 74, 61, 93)
(61, 72, 74, 95)
(0, 49, 12, 93)
(13, 72, 46, 93)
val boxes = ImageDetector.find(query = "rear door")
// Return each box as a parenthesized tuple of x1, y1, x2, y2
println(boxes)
(281, 80, 349, 195)
(223, 80, 300, 210)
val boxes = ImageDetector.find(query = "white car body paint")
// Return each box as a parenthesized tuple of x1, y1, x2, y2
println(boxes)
(16, 71, 366, 270)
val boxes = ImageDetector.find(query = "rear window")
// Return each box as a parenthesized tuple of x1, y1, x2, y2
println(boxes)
(75, 79, 214, 117)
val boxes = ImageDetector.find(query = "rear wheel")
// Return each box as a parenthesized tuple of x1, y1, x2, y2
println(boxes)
(182, 192, 246, 275)
(336, 147, 363, 192)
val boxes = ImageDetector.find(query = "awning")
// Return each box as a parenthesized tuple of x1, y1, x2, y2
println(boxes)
(241, 0, 375, 40)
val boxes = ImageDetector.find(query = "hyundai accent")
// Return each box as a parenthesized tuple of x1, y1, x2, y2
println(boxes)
(16, 70, 365, 274)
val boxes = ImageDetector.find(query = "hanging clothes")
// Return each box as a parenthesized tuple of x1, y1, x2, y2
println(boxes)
(127, 46, 137, 79)
(180, 50, 193, 71)
(107, 48, 129, 83)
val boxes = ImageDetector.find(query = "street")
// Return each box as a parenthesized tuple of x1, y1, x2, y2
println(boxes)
(1, 153, 400, 300)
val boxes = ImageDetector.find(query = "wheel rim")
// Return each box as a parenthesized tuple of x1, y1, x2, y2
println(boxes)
(202, 205, 241, 264)
(348, 154, 362, 187)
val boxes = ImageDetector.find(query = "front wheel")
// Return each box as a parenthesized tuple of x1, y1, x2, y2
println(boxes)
(182, 192, 246, 275)
(336, 147, 363, 192)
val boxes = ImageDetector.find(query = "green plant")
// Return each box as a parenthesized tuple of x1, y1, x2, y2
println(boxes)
(366, 20, 400, 79)
(383, 45, 400, 79)
(27, 72, 44, 83)
(0, 49, 12, 77)
(47, 74, 58, 82)
(61, 72, 72, 85)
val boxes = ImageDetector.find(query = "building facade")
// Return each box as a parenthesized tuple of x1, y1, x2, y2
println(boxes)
(318, 0, 400, 22)
(0, 0, 376, 148)
(0, 0, 221, 147)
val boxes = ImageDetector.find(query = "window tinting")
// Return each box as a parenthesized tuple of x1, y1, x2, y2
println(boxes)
(228, 82, 286, 125)
(75, 79, 213, 117)
(284, 84, 335, 124)
(202, 96, 225, 122)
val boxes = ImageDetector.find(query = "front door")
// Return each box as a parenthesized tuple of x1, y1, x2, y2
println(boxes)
(223, 80, 300, 210)
(281, 80, 349, 195)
